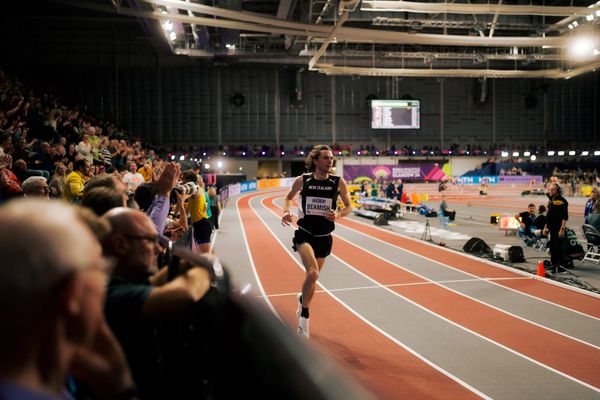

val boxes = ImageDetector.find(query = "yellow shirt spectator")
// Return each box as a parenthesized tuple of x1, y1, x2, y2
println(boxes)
(63, 170, 88, 202)
(188, 188, 208, 223)
(138, 164, 153, 182)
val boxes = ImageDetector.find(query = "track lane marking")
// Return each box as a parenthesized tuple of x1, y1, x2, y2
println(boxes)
(239, 192, 488, 400)
(259, 193, 600, 391)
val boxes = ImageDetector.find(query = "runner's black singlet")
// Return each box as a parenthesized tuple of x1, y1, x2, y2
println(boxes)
(297, 173, 340, 236)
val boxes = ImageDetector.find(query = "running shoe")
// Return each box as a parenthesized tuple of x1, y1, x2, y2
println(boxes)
(298, 316, 309, 338)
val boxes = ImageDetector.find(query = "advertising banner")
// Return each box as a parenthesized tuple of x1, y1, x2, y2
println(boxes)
(240, 180, 258, 193)
(498, 175, 543, 184)
(343, 164, 448, 183)
(457, 176, 498, 185)
(228, 183, 241, 197)
(257, 178, 281, 189)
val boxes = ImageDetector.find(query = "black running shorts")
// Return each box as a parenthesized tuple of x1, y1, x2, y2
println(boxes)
(193, 218, 213, 244)
(292, 228, 333, 259)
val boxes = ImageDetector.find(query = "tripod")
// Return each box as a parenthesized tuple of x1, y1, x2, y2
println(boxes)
(421, 219, 432, 242)
(548, 262, 579, 278)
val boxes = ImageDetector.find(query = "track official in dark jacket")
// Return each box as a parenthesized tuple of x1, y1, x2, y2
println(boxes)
(542, 183, 569, 268)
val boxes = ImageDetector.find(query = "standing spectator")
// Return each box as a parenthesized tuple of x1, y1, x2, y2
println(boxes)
(542, 183, 569, 270)
(98, 136, 113, 167)
(584, 186, 599, 224)
(208, 186, 221, 230)
(395, 178, 404, 201)
(385, 180, 396, 199)
(122, 162, 145, 194)
(76, 133, 94, 164)
(137, 160, 153, 182)
(63, 159, 91, 202)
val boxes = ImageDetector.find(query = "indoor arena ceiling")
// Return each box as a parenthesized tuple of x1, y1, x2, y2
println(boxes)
(35, 0, 600, 77)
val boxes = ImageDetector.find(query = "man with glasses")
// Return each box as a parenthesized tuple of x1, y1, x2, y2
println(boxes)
(102, 207, 212, 399)
(0, 199, 135, 400)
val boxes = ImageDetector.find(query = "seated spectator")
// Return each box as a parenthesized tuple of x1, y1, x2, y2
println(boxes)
(49, 162, 67, 198)
(584, 186, 599, 224)
(102, 207, 212, 399)
(533, 205, 548, 236)
(0, 152, 22, 199)
(439, 195, 456, 222)
(515, 203, 537, 244)
(13, 158, 49, 182)
(0, 199, 135, 400)
(21, 176, 50, 197)
(588, 200, 600, 232)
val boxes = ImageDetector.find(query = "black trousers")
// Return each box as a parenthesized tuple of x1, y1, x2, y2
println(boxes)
(548, 228, 565, 266)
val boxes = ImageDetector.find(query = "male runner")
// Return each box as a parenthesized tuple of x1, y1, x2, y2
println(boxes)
(281, 145, 352, 338)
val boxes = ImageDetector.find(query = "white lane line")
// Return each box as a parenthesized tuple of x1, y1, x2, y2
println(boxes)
(351, 213, 600, 300)
(235, 194, 279, 317)
(259, 277, 532, 299)
(260, 194, 600, 391)
(270, 194, 600, 316)
(333, 233, 600, 353)
(250, 194, 492, 400)
(337, 215, 600, 319)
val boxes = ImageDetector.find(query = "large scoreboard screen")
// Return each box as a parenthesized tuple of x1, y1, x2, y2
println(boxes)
(371, 100, 420, 129)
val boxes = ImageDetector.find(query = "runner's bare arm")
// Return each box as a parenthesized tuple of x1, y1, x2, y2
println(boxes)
(329, 178, 353, 221)
(282, 176, 303, 225)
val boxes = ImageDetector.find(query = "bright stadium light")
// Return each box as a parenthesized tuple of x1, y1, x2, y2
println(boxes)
(217, 161, 223, 168)
(300, 151, 304, 155)
(567, 35, 597, 60)
(169, 32, 177, 41)
(548, 151, 555, 156)
(595, 151, 600, 156)
(242, 151, 246, 156)
(524, 151, 531, 156)
(179, 155, 185, 161)
(512, 152, 519, 157)
(501, 151, 509, 157)
(569, 150, 576, 155)
(582, 151, 589, 156)
(223, 152, 226, 156)
(375, 151, 379, 155)
(171, 155, 175, 160)
(530, 155, 537, 161)
(204, 163, 210, 169)
(558, 150, 565, 156)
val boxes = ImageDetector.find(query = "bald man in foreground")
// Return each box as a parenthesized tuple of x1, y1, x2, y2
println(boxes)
(102, 207, 212, 399)
(0, 199, 134, 399)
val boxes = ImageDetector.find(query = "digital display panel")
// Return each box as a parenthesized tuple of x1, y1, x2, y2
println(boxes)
(371, 100, 420, 129)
